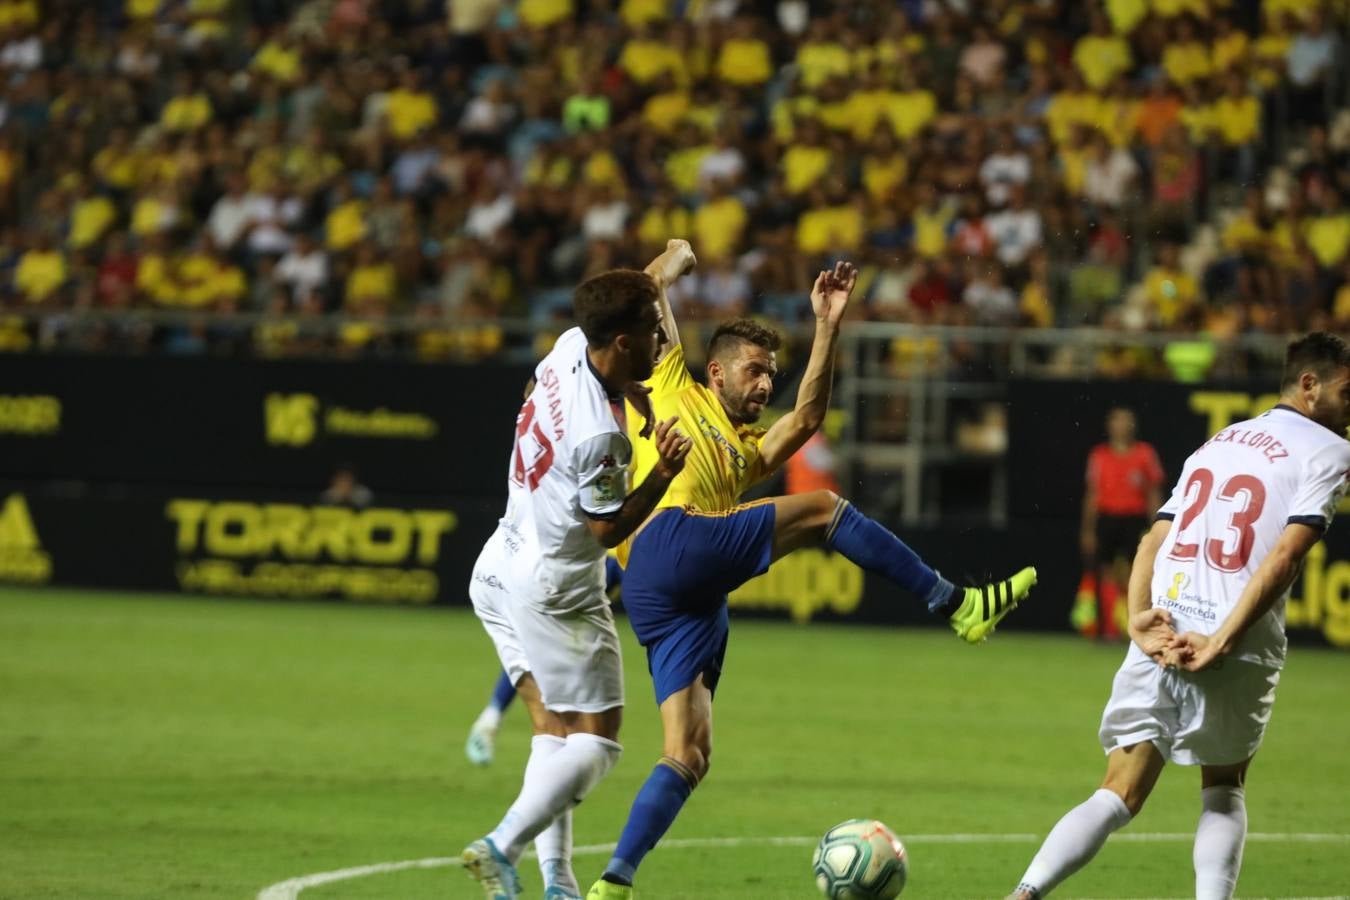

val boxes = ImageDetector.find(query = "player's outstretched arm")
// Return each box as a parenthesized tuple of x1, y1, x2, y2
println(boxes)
(643, 239, 696, 364)
(1126, 518, 1177, 664)
(1169, 522, 1322, 672)
(584, 416, 692, 549)
(757, 260, 857, 475)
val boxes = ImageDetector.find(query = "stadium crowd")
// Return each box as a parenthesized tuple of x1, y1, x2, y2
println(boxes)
(0, 0, 1345, 362)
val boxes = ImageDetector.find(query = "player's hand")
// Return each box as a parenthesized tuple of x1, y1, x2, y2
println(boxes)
(809, 260, 858, 328)
(1164, 631, 1227, 672)
(649, 239, 697, 288)
(651, 415, 692, 479)
(1128, 607, 1177, 666)
(625, 382, 655, 439)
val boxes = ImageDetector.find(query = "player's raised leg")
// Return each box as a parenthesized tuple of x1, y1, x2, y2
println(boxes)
(466, 669, 517, 766)
(1194, 760, 1251, 900)
(770, 489, 1037, 642)
(1006, 742, 1164, 899)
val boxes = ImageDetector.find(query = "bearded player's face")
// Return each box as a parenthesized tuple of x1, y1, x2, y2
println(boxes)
(713, 343, 777, 425)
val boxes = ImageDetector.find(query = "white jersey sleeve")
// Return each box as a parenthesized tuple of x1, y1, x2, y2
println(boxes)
(575, 431, 632, 519)
(1287, 441, 1350, 529)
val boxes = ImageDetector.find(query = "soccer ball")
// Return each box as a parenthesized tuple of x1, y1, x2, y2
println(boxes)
(812, 818, 908, 900)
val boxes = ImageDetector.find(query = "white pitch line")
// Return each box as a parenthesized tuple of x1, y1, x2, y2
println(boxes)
(256, 833, 1350, 900)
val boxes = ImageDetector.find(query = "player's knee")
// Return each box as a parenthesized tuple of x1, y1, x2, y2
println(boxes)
(1100, 776, 1149, 817)
(805, 490, 842, 531)
(665, 727, 712, 783)
(813, 489, 841, 516)
(667, 743, 710, 784)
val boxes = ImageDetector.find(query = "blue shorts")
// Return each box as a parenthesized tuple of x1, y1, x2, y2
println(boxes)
(621, 502, 776, 705)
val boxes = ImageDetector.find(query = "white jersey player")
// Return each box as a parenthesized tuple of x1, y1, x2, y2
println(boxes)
(462, 252, 695, 900)
(1009, 332, 1350, 900)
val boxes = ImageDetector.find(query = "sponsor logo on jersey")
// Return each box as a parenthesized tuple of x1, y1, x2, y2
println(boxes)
(698, 415, 749, 471)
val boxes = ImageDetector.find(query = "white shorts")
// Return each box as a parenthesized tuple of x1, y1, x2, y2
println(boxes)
(1098, 645, 1280, 766)
(468, 533, 623, 715)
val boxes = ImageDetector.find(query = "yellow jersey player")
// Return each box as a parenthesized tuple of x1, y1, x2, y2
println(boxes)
(586, 240, 1037, 900)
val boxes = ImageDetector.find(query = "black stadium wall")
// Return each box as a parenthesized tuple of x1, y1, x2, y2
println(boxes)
(1, 355, 1347, 651)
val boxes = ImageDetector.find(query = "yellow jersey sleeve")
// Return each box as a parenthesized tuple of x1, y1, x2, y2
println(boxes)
(647, 343, 694, 399)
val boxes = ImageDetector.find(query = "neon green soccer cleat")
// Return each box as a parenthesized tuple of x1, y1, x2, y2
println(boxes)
(949, 567, 1038, 644)
(586, 879, 634, 900)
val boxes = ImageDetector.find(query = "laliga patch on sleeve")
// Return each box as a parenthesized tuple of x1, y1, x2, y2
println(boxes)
(593, 472, 619, 504)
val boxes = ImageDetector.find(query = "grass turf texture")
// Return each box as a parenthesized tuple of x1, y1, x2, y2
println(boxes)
(2, 588, 1348, 899)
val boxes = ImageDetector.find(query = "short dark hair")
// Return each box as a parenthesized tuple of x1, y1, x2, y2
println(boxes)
(1282, 332, 1350, 390)
(572, 270, 660, 347)
(708, 318, 782, 362)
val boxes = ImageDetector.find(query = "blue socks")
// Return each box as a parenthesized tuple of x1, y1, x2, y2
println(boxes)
(602, 760, 695, 885)
(490, 669, 516, 713)
(825, 499, 957, 614)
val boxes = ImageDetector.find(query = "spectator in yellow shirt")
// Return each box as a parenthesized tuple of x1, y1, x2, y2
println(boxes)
(1304, 191, 1350, 270)
(795, 183, 863, 256)
(618, 26, 686, 86)
(884, 69, 938, 141)
(1210, 15, 1249, 72)
(1044, 71, 1099, 145)
(325, 182, 368, 252)
(619, 0, 669, 28)
(68, 185, 117, 250)
(692, 178, 748, 263)
(1153, 0, 1210, 19)
(714, 18, 773, 87)
(636, 188, 691, 252)
(176, 239, 224, 308)
(1252, 12, 1294, 89)
(1106, 0, 1149, 33)
(345, 242, 398, 309)
(1143, 241, 1200, 326)
(518, 0, 572, 29)
(912, 182, 956, 260)
(1073, 12, 1134, 90)
(795, 20, 850, 90)
(1211, 72, 1261, 183)
(251, 29, 301, 84)
(663, 124, 715, 196)
(1162, 18, 1213, 85)
(861, 131, 908, 203)
(641, 73, 692, 135)
(130, 181, 182, 238)
(384, 69, 438, 141)
(14, 235, 67, 304)
(779, 119, 833, 196)
(160, 73, 213, 133)
(92, 127, 140, 193)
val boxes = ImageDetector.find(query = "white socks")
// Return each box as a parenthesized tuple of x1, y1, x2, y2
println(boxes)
(525, 735, 578, 893)
(489, 731, 623, 863)
(474, 705, 503, 732)
(1194, 785, 1246, 900)
(1016, 788, 1133, 897)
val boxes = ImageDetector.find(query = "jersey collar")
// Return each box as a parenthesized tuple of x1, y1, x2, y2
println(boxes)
(585, 349, 622, 401)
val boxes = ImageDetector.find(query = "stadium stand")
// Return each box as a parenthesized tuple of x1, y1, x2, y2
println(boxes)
(0, 0, 1344, 366)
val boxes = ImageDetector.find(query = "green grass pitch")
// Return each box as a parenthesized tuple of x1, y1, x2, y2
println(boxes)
(2, 588, 1348, 899)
